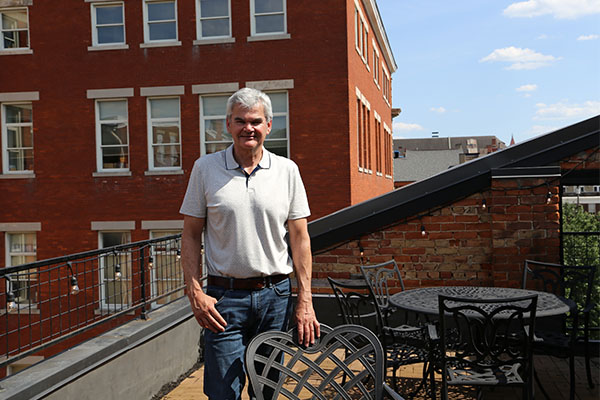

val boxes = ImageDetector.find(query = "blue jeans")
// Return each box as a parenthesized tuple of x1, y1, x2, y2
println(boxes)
(203, 278, 292, 400)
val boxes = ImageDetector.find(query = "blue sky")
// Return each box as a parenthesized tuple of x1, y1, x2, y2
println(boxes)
(376, 0, 600, 145)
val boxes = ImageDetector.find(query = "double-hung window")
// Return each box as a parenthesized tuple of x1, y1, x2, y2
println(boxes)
(0, 8, 29, 51)
(99, 231, 131, 309)
(1, 103, 33, 174)
(6, 232, 37, 307)
(148, 97, 181, 170)
(149, 230, 183, 306)
(196, 0, 231, 39)
(95, 100, 129, 172)
(91, 2, 125, 47)
(354, 4, 368, 64)
(143, 0, 178, 43)
(251, 0, 286, 36)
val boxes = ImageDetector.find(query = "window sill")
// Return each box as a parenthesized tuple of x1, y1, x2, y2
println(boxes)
(1, 307, 40, 315)
(140, 41, 182, 49)
(0, 49, 33, 56)
(247, 33, 290, 42)
(93, 171, 132, 177)
(144, 169, 184, 176)
(94, 308, 135, 316)
(88, 44, 130, 52)
(0, 172, 35, 179)
(376, 172, 383, 177)
(193, 37, 235, 46)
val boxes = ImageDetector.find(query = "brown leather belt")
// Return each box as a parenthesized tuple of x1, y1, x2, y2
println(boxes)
(207, 274, 289, 290)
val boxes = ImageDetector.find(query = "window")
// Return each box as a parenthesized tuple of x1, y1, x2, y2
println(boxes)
(143, 0, 178, 43)
(251, 0, 286, 36)
(354, 4, 368, 64)
(196, 0, 230, 39)
(0, 8, 29, 50)
(200, 91, 288, 157)
(95, 100, 129, 172)
(1, 103, 33, 173)
(375, 115, 382, 175)
(6, 232, 37, 307)
(373, 44, 380, 87)
(150, 230, 183, 306)
(91, 2, 125, 46)
(148, 97, 181, 170)
(382, 65, 390, 104)
(99, 231, 131, 309)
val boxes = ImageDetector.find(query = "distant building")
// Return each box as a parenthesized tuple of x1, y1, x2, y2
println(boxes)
(393, 136, 506, 187)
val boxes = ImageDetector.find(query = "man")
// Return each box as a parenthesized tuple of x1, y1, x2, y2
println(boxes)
(180, 87, 320, 399)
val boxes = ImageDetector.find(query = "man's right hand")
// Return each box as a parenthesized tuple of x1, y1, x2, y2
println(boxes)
(187, 282, 227, 333)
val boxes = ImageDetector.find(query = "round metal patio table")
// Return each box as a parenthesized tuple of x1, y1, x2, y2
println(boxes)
(389, 286, 575, 318)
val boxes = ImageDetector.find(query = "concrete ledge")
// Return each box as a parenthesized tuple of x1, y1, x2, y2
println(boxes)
(0, 298, 200, 400)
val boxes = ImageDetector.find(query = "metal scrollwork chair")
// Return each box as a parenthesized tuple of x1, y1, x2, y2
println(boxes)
(434, 294, 538, 400)
(245, 324, 405, 400)
(522, 259, 597, 400)
(328, 276, 430, 397)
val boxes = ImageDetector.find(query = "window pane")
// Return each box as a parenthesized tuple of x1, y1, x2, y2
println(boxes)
(148, 2, 175, 20)
(5, 104, 32, 123)
(2, 30, 28, 48)
(99, 101, 127, 120)
(101, 232, 128, 247)
(153, 124, 180, 143)
(102, 147, 128, 168)
(101, 123, 128, 145)
(269, 116, 286, 139)
(265, 139, 287, 157)
(149, 21, 176, 40)
(202, 96, 227, 116)
(255, 14, 284, 34)
(205, 142, 229, 154)
(153, 145, 180, 167)
(201, 18, 229, 37)
(204, 119, 230, 141)
(269, 93, 286, 113)
(96, 6, 123, 24)
(1, 10, 28, 29)
(200, 0, 228, 17)
(98, 26, 124, 44)
(255, 0, 283, 14)
(150, 98, 179, 118)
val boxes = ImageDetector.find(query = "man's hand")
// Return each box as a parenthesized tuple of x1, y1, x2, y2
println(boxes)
(187, 279, 227, 333)
(294, 294, 320, 346)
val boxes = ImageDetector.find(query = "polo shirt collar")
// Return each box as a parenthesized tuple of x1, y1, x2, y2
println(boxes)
(225, 144, 272, 170)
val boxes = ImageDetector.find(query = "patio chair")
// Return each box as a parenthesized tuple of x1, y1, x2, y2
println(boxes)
(328, 276, 430, 397)
(245, 323, 405, 400)
(359, 260, 407, 324)
(522, 259, 597, 400)
(434, 294, 538, 400)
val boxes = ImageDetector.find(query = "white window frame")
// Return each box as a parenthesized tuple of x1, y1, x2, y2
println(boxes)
(98, 231, 131, 310)
(95, 99, 130, 173)
(354, 2, 368, 65)
(142, 0, 178, 44)
(149, 230, 183, 308)
(195, 0, 231, 40)
(0, 7, 30, 51)
(147, 96, 182, 171)
(5, 232, 37, 309)
(250, 0, 287, 36)
(1, 102, 33, 174)
(382, 64, 390, 105)
(199, 93, 231, 156)
(372, 41, 380, 88)
(90, 2, 126, 47)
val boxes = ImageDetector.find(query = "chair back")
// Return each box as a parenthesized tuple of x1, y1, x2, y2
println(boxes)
(438, 294, 538, 386)
(360, 260, 404, 313)
(245, 324, 386, 400)
(327, 277, 384, 334)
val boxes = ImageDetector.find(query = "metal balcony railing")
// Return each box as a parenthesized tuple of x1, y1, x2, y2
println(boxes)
(0, 234, 184, 371)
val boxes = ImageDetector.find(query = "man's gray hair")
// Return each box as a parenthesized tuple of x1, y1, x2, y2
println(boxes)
(226, 87, 273, 123)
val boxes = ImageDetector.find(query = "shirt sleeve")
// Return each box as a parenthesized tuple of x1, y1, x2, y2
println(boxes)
(288, 162, 311, 220)
(179, 159, 207, 218)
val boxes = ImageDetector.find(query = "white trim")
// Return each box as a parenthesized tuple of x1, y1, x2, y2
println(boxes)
(141, 220, 184, 230)
(91, 221, 135, 230)
(146, 96, 182, 171)
(193, 37, 235, 45)
(192, 82, 238, 94)
(250, 0, 287, 37)
(0, 1, 33, 5)
(0, 49, 32, 55)
(140, 86, 184, 97)
(0, 7, 30, 51)
(88, 44, 129, 51)
(246, 33, 290, 42)
(142, 0, 179, 44)
(0, 91, 39, 102)
(195, 0, 231, 41)
(92, 171, 131, 177)
(245, 79, 294, 91)
(0, 222, 40, 231)
(94, 99, 130, 173)
(0, 172, 34, 179)
(1, 102, 34, 174)
(144, 169, 184, 175)
(90, 1, 126, 47)
(139, 40, 181, 48)
(87, 88, 133, 99)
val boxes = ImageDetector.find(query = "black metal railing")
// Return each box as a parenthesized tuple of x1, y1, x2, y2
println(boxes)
(0, 234, 185, 371)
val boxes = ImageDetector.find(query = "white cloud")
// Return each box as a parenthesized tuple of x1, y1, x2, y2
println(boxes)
(480, 46, 560, 70)
(537, 34, 549, 39)
(430, 106, 446, 114)
(577, 34, 599, 40)
(516, 84, 538, 92)
(503, 0, 600, 19)
(393, 122, 424, 132)
(534, 100, 600, 120)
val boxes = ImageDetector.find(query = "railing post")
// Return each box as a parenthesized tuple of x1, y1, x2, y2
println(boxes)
(140, 247, 148, 320)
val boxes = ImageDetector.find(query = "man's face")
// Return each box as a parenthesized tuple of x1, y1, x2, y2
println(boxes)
(226, 103, 272, 153)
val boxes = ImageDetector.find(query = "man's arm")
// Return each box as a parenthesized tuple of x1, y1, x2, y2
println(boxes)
(288, 217, 320, 345)
(181, 215, 227, 333)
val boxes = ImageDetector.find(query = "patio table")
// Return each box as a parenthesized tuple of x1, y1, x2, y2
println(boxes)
(389, 286, 575, 318)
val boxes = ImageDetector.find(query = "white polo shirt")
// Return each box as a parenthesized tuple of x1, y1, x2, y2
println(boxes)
(179, 145, 311, 278)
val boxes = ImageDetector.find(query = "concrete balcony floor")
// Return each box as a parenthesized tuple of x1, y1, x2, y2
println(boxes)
(160, 355, 599, 400)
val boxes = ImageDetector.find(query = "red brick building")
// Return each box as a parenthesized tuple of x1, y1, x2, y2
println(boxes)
(0, 0, 396, 267)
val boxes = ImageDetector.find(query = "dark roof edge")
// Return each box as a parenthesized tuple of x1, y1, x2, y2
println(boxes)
(309, 115, 600, 252)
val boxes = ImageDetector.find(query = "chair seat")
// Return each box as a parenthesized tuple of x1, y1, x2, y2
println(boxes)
(447, 363, 525, 386)
(533, 329, 572, 351)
